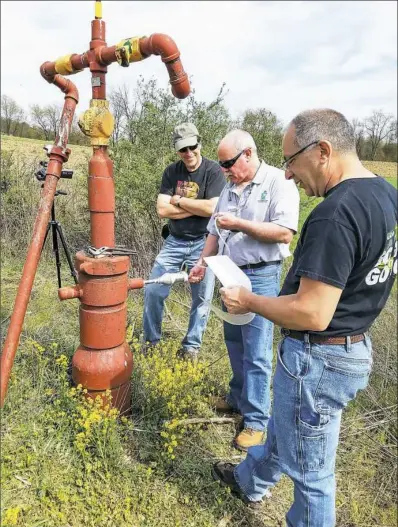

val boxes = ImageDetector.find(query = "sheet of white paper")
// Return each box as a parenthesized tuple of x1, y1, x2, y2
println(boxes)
(204, 255, 255, 325)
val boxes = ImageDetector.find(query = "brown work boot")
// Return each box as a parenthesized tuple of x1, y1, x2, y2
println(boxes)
(209, 396, 238, 414)
(233, 428, 265, 451)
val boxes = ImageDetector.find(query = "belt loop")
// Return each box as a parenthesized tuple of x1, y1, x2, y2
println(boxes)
(304, 332, 310, 350)
(346, 335, 351, 353)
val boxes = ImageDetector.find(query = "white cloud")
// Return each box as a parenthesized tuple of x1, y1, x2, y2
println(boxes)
(1, 0, 396, 126)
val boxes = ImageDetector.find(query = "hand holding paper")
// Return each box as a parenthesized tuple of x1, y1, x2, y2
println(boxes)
(203, 255, 255, 325)
(220, 285, 252, 314)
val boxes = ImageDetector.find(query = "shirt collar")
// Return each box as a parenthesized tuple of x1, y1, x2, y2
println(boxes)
(252, 161, 267, 185)
(228, 160, 267, 194)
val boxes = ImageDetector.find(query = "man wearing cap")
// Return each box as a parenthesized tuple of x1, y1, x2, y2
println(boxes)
(189, 129, 300, 450)
(142, 123, 226, 360)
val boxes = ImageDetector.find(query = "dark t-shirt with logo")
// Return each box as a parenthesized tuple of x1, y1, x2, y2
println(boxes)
(160, 157, 226, 240)
(280, 177, 397, 337)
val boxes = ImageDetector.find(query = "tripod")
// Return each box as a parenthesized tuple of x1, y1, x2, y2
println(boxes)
(42, 190, 78, 288)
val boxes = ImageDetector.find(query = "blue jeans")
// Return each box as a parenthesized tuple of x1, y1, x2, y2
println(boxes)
(143, 234, 215, 351)
(235, 334, 373, 527)
(223, 263, 282, 431)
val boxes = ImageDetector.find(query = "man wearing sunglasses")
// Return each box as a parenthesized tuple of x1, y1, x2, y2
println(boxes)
(189, 129, 300, 450)
(143, 122, 226, 360)
(213, 109, 397, 527)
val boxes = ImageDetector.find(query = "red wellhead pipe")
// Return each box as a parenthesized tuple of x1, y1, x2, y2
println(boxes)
(139, 34, 191, 99)
(0, 74, 79, 408)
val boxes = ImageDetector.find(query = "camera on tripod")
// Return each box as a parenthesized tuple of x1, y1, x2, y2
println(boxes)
(35, 160, 74, 182)
(36, 160, 78, 288)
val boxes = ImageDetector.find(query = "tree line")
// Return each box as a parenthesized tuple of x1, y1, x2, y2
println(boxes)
(1, 79, 397, 162)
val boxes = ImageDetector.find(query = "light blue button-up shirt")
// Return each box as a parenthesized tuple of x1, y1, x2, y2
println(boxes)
(207, 161, 300, 267)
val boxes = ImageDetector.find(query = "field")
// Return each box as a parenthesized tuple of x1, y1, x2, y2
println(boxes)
(0, 135, 397, 527)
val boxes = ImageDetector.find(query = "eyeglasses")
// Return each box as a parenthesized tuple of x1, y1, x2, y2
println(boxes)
(281, 141, 319, 171)
(178, 144, 199, 153)
(218, 150, 246, 170)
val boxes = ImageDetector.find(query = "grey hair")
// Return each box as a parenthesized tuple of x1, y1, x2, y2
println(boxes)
(221, 129, 258, 154)
(291, 109, 356, 154)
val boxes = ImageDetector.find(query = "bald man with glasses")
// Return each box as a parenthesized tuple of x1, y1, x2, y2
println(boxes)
(189, 129, 300, 450)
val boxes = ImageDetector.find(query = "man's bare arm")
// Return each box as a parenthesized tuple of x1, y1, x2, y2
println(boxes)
(177, 197, 219, 218)
(237, 218, 294, 244)
(197, 233, 219, 264)
(221, 276, 343, 332)
(215, 213, 293, 244)
(157, 194, 193, 220)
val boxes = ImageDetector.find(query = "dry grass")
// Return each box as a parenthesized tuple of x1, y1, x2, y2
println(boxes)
(363, 161, 397, 178)
(0, 135, 91, 170)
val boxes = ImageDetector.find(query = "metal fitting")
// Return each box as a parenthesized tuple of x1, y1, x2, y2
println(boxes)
(115, 37, 144, 66)
(78, 99, 114, 145)
(54, 54, 75, 76)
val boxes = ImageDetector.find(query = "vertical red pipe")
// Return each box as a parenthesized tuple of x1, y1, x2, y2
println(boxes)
(88, 17, 115, 248)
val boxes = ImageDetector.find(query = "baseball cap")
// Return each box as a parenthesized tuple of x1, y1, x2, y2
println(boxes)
(173, 122, 200, 151)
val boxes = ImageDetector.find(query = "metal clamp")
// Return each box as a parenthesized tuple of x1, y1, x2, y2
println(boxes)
(86, 245, 137, 258)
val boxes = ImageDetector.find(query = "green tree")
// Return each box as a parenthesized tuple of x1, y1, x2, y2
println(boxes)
(235, 108, 284, 167)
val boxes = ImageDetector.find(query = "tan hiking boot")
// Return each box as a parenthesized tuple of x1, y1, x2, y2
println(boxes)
(234, 428, 265, 451)
(209, 396, 237, 413)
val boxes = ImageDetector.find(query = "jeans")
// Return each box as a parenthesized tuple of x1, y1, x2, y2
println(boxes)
(143, 234, 215, 351)
(223, 263, 282, 431)
(234, 334, 373, 527)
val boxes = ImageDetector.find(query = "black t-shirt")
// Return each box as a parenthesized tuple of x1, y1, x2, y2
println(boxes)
(159, 157, 226, 240)
(281, 177, 397, 337)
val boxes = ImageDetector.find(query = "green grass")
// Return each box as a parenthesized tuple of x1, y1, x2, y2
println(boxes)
(1, 160, 397, 526)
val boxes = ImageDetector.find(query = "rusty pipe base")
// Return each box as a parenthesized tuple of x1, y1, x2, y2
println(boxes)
(61, 251, 133, 414)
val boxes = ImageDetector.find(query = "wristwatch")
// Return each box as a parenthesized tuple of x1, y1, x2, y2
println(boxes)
(175, 196, 182, 208)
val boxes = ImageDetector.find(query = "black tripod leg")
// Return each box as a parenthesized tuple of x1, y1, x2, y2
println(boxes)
(41, 223, 51, 255)
(56, 223, 78, 285)
(52, 221, 63, 289)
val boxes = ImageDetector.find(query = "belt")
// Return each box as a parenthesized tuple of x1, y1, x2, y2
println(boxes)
(239, 260, 281, 270)
(281, 329, 366, 345)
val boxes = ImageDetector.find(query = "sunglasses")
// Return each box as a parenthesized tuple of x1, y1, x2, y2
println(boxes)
(178, 144, 199, 153)
(218, 149, 246, 170)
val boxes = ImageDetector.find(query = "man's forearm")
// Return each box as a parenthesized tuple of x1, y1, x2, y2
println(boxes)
(179, 197, 215, 217)
(158, 203, 193, 219)
(245, 292, 324, 331)
(237, 218, 293, 244)
(197, 234, 219, 264)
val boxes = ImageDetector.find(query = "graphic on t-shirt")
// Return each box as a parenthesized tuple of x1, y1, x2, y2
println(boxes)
(365, 228, 398, 285)
(176, 181, 199, 199)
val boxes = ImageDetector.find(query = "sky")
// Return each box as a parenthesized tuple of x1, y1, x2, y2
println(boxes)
(1, 0, 397, 126)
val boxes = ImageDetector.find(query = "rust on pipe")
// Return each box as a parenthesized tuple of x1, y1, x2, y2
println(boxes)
(0, 76, 79, 408)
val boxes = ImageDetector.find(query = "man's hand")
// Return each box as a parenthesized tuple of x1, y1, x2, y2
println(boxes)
(170, 194, 182, 206)
(188, 263, 207, 284)
(215, 212, 241, 231)
(220, 286, 252, 314)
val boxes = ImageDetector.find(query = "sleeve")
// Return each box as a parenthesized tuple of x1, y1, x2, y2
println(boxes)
(204, 164, 226, 199)
(295, 219, 357, 289)
(159, 166, 174, 196)
(268, 177, 300, 233)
